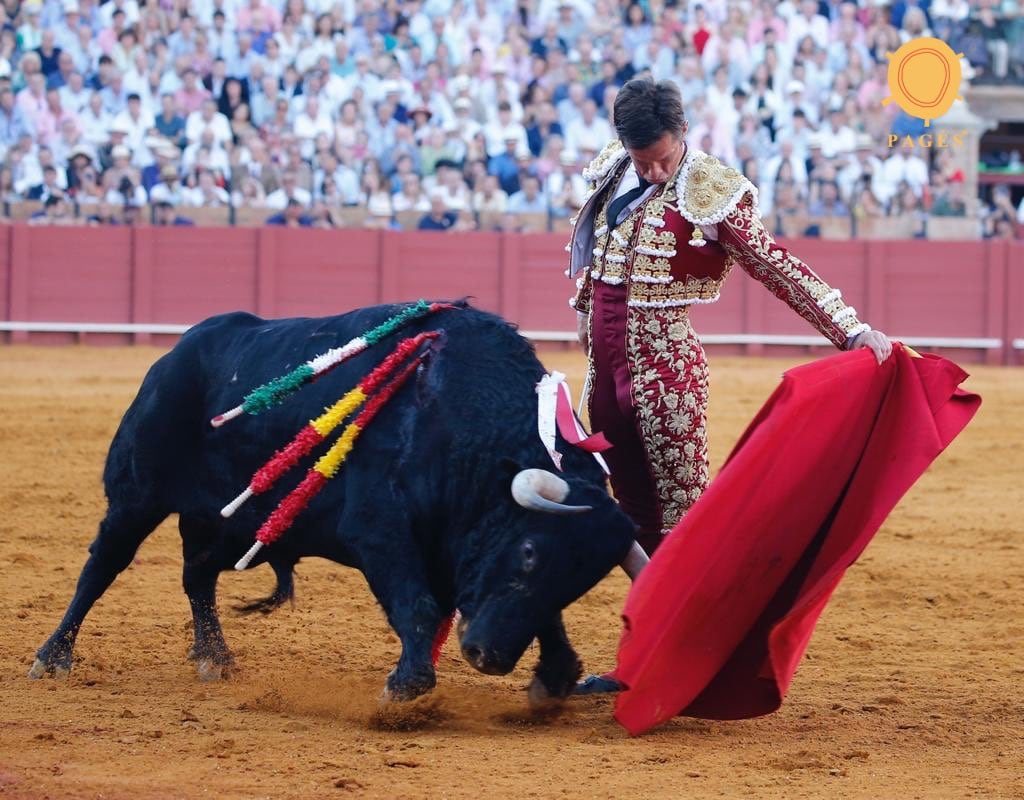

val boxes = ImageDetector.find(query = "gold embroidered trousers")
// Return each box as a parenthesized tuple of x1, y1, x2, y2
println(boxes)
(588, 281, 710, 556)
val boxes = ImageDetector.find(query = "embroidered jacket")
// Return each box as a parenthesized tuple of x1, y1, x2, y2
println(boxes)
(566, 141, 870, 348)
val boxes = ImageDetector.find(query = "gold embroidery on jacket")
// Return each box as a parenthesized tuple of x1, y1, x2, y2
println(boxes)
(719, 197, 863, 346)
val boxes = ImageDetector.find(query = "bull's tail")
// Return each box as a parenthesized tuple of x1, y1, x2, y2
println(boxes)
(233, 557, 297, 615)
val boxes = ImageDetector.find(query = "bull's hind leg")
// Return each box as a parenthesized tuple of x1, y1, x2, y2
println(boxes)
(179, 515, 235, 681)
(528, 615, 584, 708)
(30, 504, 168, 678)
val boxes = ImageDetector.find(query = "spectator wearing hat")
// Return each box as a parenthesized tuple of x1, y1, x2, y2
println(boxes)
(141, 142, 180, 193)
(18, 2, 45, 52)
(838, 133, 890, 204)
(408, 103, 436, 144)
(99, 116, 132, 169)
(450, 96, 482, 140)
(65, 141, 96, 184)
(477, 61, 518, 112)
(487, 134, 525, 196)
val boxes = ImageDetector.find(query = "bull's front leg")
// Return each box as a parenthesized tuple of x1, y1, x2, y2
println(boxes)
(528, 615, 583, 708)
(366, 563, 446, 702)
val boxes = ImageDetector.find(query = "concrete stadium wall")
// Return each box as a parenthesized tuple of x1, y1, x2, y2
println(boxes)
(0, 224, 1021, 365)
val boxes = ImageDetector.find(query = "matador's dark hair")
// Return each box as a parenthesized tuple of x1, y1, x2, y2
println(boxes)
(613, 78, 687, 150)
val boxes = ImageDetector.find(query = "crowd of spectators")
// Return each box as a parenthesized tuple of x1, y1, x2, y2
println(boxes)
(0, 0, 1022, 238)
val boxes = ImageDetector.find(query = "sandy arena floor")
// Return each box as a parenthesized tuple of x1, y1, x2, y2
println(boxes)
(0, 344, 1021, 800)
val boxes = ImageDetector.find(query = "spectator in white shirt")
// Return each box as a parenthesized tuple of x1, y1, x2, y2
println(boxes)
(59, 71, 92, 115)
(818, 106, 857, 159)
(266, 170, 312, 209)
(182, 169, 230, 206)
(185, 98, 232, 145)
(556, 81, 587, 130)
(882, 149, 929, 198)
(293, 95, 333, 157)
(563, 99, 611, 156)
(469, 173, 507, 214)
(787, 0, 830, 49)
(112, 93, 154, 154)
(484, 101, 528, 158)
(391, 172, 431, 213)
(546, 150, 589, 217)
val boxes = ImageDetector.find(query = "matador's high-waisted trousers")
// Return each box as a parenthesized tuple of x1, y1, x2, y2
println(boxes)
(588, 281, 711, 556)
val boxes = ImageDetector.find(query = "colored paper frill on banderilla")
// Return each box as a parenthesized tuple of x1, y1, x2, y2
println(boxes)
(612, 345, 981, 736)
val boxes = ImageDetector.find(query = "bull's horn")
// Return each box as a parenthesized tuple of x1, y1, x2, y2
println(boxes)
(511, 469, 592, 514)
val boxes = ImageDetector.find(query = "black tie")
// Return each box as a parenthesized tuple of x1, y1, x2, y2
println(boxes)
(606, 176, 651, 228)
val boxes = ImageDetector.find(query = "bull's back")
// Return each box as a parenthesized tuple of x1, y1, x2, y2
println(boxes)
(103, 303, 547, 518)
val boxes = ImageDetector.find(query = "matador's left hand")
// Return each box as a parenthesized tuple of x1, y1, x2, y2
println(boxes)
(851, 330, 893, 363)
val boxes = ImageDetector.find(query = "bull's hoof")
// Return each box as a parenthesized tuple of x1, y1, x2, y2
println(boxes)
(527, 676, 566, 710)
(195, 659, 229, 682)
(28, 657, 72, 680)
(382, 668, 435, 703)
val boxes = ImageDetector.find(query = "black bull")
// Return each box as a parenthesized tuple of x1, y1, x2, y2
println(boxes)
(29, 301, 638, 704)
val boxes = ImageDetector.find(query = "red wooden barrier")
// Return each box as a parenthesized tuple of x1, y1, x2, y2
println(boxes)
(2, 224, 1022, 364)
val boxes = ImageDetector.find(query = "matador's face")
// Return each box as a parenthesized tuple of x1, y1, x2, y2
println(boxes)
(624, 125, 689, 185)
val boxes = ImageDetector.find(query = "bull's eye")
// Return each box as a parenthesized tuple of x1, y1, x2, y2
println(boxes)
(521, 539, 537, 573)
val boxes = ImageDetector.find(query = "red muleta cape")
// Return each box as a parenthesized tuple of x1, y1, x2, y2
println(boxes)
(613, 345, 981, 735)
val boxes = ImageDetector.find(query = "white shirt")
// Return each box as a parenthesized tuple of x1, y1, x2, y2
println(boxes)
(883, 152, 929, 196)
(265, 186, 312, 209)
(185, 110, 232, 145)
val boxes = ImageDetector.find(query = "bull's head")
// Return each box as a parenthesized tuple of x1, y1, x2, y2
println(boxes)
(456, 467, 637, 675)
